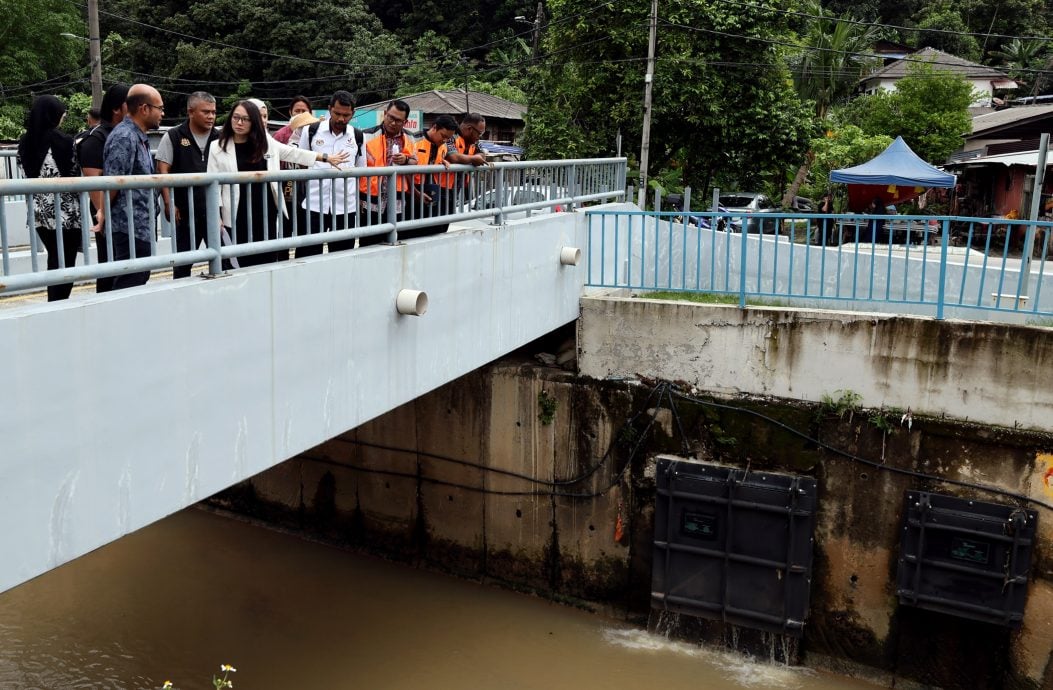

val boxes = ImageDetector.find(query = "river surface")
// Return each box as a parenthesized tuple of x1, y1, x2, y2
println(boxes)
(0, 508, 878, 690)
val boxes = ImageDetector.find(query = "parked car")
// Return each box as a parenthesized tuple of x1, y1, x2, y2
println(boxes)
(471, 185, 569, 217)
(784, 195, 814, 212)
(718, 193, 780, 233)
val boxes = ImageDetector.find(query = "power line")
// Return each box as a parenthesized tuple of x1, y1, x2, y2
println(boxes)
(661, 19, 1053, 78)
(719, 0, 1053, 45)
(61, 0, 618, 73)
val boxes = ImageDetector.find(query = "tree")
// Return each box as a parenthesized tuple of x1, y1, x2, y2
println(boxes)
(792, 1, 882, 120)
(912, 2, 980, 61)
(799, 125, 893, 203)
(783, 0, 881, 205)
(523, 0, 815, 196)
(838, 61, 974, 164)
(102, 0, 407, 110)
(0, 0, 86, 139)
(0, 0, 85, 90)
(990, 38, 1048, 95)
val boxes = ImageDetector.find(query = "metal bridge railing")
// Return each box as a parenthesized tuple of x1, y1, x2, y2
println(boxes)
(585, 208, 1053, 322)
(0, 155, 626, 294)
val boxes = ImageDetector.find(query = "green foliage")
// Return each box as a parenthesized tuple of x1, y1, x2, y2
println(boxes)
(105, 0, 407, 110)
(399, 31, 460, 95)
(912, 3, 980, 61)
(800, 125, 893, 202)
(396, 33, 527, 103)
(991, 39, 1049, 94)
(523, 0, 815, 192)
(868, 406, 904, 434)
(838, 62, 974, 164)
(0, 104, 24, 141)
(818, 389, 862, 421)
(219, 80, 253, 120)
(790, 0, 882, 119)
(537, 390, 558, 426)
(61, 93, 93, 135)
(0, 0, 84, 89)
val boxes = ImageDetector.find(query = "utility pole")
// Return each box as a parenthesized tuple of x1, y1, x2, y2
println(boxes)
(637, 0, 657, 208)
(532, 1, 544, 64)
(87, 0, 103, 111)
(1019, 132, 1049, 300)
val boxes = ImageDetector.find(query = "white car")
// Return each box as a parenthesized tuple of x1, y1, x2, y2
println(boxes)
(471, 185, 570, 216)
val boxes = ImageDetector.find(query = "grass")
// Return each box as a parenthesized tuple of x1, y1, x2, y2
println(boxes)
(643, 290, 791, 308)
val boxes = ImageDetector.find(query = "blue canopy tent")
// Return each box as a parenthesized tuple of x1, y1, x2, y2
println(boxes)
(830, 136, 956, 211)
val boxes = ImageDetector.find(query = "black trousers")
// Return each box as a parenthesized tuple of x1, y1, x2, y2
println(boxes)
(36, 226, 81, 301)
(173, 210, 209, 279)
(295, 210, 358, 258)
(359, 200, 400, 247)
(110, 231, 152, 290)
(401, 188, 452, 240)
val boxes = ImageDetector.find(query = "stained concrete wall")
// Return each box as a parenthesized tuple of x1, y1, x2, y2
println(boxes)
(578, 295, 1053, 434)
(218, 362, 636, 601)
(222, 297, 1053, 688)
(224, 353, 1053, 689)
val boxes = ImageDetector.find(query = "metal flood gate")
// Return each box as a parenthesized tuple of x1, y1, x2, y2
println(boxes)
(651, 457, 818, 636)
(896, 491, 1037, 627)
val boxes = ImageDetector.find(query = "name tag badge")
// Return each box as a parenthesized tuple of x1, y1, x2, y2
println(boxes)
(315, 139, 325, 147)
(180, 138, 191, 147)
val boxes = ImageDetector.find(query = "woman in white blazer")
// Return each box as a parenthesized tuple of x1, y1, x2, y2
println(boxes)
(206, 99, 347, 266)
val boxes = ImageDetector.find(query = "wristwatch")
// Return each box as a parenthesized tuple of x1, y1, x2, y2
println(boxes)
(321, 152, 329, 163)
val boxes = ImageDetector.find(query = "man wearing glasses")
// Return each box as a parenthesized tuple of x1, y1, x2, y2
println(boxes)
(438, 113, 490, 215)
(359, 100, 417, 246)
(99, 83, 164, 290)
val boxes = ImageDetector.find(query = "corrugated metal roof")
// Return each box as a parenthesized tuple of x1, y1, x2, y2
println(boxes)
(946, 150, 1053, 168)
(971, 104, 1053, 135)
(863, 47, 1010, 82)
(356, 90, 526, 120)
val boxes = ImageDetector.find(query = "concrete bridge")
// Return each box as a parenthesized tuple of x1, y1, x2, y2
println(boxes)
(0, 156, 631, 592)
(4, 155, 1052, 600)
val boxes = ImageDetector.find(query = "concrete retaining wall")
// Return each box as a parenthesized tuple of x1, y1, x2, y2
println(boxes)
(221, 298, 1053, 688)
(578, 296, 1053, 434)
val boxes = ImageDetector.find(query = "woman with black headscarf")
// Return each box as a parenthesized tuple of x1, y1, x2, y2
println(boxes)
(17, 95, 82, 301)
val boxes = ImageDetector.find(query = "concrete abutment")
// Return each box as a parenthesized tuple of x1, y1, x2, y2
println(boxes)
(213, 299, 1053, 689)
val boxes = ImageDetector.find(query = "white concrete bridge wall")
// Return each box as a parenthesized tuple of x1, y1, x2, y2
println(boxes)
(0, 207, 622, 594)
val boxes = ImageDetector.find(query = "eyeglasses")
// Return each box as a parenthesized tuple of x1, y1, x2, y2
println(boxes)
(384, 113, 407, 125)
(469, 126, 486, 135)
(231, 115, 251, 123)
(145, 103, 165, 112)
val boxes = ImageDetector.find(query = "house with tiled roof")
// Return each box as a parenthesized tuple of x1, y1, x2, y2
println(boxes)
(354, 89, 526, 144)
(860, 47, 1017, 107)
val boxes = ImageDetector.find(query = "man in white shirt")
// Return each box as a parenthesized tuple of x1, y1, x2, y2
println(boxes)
(295, 90, 365, 256)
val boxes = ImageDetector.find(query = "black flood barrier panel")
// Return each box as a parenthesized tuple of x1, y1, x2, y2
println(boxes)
(651, 457, 818, 636)
(896, 490, 1037, 627)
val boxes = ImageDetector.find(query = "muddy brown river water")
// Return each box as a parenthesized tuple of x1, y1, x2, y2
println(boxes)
(0, 508, 879, 689)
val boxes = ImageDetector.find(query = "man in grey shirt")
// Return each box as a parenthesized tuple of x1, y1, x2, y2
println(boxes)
(156, 91, 219, 278)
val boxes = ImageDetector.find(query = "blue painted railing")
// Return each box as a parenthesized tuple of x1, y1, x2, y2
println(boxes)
(585, 210, 1053, 322)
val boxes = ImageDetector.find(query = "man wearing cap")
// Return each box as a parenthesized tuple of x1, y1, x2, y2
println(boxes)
(295, 90, 365, 256)
(156, 91, 219, 279)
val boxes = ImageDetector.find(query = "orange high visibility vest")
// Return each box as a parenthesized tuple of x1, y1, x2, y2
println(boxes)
(359, 133, 415, 197)
(412, 135, 447, 186)
(439, 136, 477, 189)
